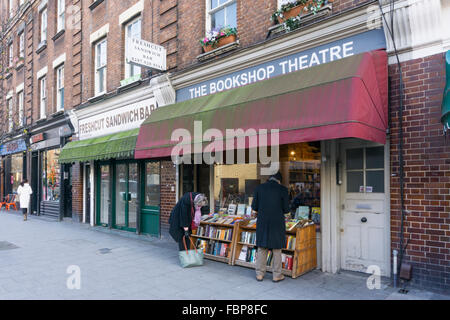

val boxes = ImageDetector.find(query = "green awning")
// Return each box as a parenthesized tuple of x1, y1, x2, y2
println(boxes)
(59, 129, 139, 164)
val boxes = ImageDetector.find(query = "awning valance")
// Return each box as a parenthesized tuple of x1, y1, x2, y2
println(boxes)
(135, 50, 388, 159)
(59, 129, 138, 164)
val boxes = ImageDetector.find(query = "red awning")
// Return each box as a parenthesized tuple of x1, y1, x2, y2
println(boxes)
(135, 50, 388, 159)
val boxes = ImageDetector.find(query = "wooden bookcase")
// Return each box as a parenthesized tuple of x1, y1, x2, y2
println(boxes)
(191, 219, 240, 265)
(231, 220, 317, 278)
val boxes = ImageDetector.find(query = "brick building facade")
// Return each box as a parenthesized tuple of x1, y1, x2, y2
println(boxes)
(1, 0, 449, 293)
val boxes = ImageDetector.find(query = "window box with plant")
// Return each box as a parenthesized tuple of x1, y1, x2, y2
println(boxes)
(200, 26, 237, 53)
(271, 0, 333, 30)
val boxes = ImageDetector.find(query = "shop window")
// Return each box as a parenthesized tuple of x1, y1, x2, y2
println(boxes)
(42, 149, 61, 201)
(95, 38, 107, 96)
(145, 162, 160, 207)
(124, 16, 141, 80)
(99, 165, 110, 225)
(212, 142, 321, 219)
(11, 153, 24, 193)
(346, 146, 384, 193)
(56, 64, 64, 111)
(207, 0, 237, 31)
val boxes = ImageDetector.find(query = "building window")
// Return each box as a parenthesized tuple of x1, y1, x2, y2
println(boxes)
(57, 0, 65, 32)
(124, 16, 141, 79)
(41, 8, 47, 42)
(7, 98, 13, 132)
(19, 32, 25, 58)
(8, 43, 13, 66)
(39, 77, 47, 119)
(95, 39, 107, 96)
(56, 65, 64, 111)
(17, 90, 24, 127)
(207, 0, 237, 31)
(346, 147, 385, 193)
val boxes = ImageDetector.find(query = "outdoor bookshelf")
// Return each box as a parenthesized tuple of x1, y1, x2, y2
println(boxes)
(231, 220, 317, 278)
(191, 216, 242, 265)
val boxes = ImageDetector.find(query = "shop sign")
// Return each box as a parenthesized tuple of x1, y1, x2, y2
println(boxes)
(31, 133, 45, 144)
(126, 37, 167, 71)
(177, 29, 386, 102)
(0, 139, 27, 156)
(78, 97, 157, 140)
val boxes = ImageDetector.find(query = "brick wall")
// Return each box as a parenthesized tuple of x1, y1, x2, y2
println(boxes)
(389, 52, 450, 293)
(160, 159, 176, 228)
(71, 162, 83, 220)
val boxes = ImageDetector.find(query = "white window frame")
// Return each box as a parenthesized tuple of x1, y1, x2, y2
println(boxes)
(17, 90, 24, 127)
(95, 39, 107, 96)
(20, 0, 24, 6)
(8, 43, 13, 67)
(205, 0, 237, 33)
(9, 0, 14, 17)
(41, 8, 48, 42)
(56, 64, 65, 111)
(57, 0, 65, 32)
(39, 76, 47, 119)
(124, 16, 142, 80)
(19, 32, 25, 58)
(7, 98, 13, 132)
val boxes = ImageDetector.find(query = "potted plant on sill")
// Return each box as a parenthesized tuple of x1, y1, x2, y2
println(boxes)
(200, 26, 238, 53)
(271, 0, 333, 25)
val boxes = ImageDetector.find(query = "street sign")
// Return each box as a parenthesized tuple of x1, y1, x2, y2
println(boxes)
(126, 37, 167, 71)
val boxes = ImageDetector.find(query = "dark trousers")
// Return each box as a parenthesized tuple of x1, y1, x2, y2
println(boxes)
(178, 235, 191, 251)
(22, 208, 28, 214)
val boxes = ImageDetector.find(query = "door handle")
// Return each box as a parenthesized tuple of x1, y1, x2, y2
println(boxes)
(361, 217, 368, 223)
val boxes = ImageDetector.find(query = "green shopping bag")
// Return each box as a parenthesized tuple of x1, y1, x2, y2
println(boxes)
(179, 236, 204, 268)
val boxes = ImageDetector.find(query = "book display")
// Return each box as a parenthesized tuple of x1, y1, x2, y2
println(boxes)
(191, 215, 243, 264)
(231, 218, 317, 278)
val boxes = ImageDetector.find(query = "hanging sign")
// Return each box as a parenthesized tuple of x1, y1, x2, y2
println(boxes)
(126, 38, 167, 71)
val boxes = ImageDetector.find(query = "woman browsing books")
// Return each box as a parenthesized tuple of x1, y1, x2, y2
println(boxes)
(169, 192, 208, 251)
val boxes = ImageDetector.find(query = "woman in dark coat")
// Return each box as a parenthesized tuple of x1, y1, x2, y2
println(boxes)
(169, 192, 208, 251)
(251, 172, 290, 282)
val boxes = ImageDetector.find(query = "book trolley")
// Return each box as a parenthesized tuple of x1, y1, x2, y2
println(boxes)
(192, 215, 317, 278)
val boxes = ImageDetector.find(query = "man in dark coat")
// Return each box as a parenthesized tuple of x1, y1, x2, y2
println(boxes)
(251, 172, 290, 282)
(169, 192, 207, 251)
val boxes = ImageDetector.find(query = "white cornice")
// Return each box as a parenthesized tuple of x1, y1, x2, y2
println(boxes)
(119, 0, 144, 25)
(52, 53, 66, 69)
(90, 24, 110, 44)
(171, 2, 376, 90)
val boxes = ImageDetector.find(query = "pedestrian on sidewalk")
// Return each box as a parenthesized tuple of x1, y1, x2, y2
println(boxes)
(169, 192, 208, 251)
(251, 171, 290, 282)
(17, 179, 33, 221)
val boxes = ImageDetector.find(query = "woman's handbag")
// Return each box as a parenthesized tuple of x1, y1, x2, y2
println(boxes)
(179, 235, 204, 268)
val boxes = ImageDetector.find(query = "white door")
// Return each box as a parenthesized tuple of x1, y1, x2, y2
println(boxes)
(340, 143, 390, 276)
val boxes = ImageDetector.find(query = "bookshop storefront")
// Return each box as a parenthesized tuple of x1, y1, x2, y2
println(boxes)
(135, 28, 391, 276)
(59, 84, 161, 235)
(0, 139, 27, 197)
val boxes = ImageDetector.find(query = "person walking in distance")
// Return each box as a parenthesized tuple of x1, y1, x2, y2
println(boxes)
(252, 172, 290, 282)
(17, 179, 33, 221)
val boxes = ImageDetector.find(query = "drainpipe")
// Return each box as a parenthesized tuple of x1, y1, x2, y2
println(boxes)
(393, 249, 398, 288)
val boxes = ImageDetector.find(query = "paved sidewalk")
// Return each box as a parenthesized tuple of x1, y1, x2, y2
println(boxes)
(0, 210, 448, 300)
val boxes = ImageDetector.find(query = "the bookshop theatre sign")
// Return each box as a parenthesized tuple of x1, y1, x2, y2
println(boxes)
(177, 29, 386, 102)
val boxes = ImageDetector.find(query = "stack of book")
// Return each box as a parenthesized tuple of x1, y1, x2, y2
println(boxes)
(285, 235, 296, 250)
(282, 253, 294, 270)
(240, 231, 256, 244)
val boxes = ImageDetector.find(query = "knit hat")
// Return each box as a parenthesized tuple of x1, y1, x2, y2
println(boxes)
(271, 171, 283, 183)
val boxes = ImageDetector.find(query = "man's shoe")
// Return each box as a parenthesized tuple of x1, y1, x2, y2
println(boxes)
(272, 275, 285, 283)
(256, 275, 264, 281)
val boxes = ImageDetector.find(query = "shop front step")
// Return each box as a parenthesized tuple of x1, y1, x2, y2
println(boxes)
(40, 201, 60, 220)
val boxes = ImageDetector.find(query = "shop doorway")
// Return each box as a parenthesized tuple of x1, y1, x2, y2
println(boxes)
(340, 143, 390, 276)
(96, 164, 111, 227)
(114, 162, 138, 232)
(85, 164, 91, 224)
(140, 161, 160, 236)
